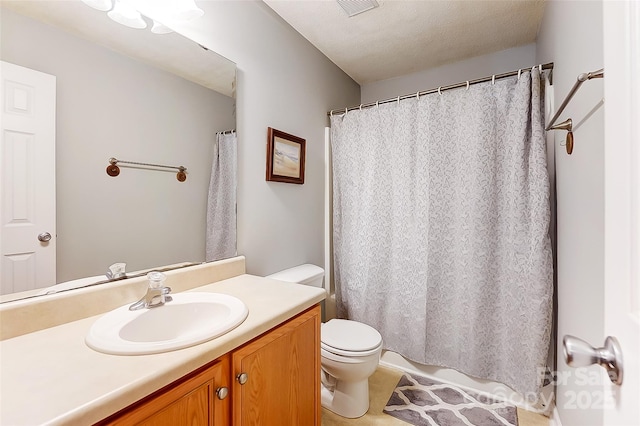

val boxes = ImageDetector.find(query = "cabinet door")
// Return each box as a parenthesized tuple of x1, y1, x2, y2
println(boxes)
(97, 355, 230, 426)
(232, 305, 321, 426)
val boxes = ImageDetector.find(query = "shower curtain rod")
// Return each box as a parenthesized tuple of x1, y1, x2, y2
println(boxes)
(327, 62, 554, 117)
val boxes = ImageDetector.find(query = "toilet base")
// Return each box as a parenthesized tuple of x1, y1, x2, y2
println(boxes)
(320, 377, 370, 418)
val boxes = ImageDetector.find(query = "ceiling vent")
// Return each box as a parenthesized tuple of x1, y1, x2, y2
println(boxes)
(336, 0, 379, 17)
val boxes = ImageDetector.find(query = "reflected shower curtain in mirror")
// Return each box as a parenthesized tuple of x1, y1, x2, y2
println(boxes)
(330, 68, 552, 397)
(206, 131, 237, 261)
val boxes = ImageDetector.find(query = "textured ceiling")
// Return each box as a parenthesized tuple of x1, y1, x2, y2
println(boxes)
(263, 0, 546, 84)
(1, 0, 236, 97)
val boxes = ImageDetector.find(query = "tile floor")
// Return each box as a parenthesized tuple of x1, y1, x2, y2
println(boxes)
(321, 366, 549, 426)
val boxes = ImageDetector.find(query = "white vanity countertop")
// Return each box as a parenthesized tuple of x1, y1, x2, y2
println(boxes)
(0, 274, 326, 426)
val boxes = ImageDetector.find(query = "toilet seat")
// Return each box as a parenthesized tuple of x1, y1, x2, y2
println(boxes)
(321, 319, 383, 357)
(321, 341, 382, 357)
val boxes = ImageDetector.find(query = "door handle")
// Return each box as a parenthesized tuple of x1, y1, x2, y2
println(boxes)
(38, 232, 52, 242)
(563, 335, 623, 385)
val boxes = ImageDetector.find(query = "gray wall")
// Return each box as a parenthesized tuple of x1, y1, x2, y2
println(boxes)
(536, 1, 605, 425)
(172, 1, 360, 276)
(1, 9, 235, 282)
(361, 43, 536, 103)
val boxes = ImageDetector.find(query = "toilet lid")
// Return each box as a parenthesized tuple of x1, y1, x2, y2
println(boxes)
(321, 319, 382, 353)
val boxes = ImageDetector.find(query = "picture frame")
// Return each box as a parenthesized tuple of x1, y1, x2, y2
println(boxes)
(266, 127, 306, 184)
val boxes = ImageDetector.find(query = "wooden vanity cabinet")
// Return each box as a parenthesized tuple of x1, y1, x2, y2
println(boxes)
(96, 304, 321, 426)
(232, 304, 321, 426)
(96, 356, 230, 426)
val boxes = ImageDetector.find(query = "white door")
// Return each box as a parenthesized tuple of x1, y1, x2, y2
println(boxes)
(602, 1, 640, 424)
(0, 61, 56, 294)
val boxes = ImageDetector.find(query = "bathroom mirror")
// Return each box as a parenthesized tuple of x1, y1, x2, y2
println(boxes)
(0, 1, 236, 302)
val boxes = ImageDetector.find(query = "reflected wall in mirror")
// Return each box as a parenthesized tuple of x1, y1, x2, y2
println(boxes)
(0, 1, 237, 302)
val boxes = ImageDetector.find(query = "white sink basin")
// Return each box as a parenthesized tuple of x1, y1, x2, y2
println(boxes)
(86, 292, 248, 355)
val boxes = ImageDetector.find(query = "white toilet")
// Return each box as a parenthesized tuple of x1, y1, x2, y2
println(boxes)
(267, 264, 383, 419)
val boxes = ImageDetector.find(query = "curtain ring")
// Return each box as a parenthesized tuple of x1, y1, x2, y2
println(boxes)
(517, 69, 522, 80)
(466, 81, 470, 90)
(359, 104, 363, 111)
(344, 107, 348, 116)
(491, 75, 495, 85)
(330, 110, 334, 117)
(416, 91, 420, 100)
(539, 64, 542, 72)
(376, 101, 379, 108)
(438, 86, 442, 95)
(397, 95, 400, 105)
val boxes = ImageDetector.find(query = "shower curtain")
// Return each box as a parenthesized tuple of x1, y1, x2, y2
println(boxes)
(330, 69, 553, 397)
(206, 131, 237, 261)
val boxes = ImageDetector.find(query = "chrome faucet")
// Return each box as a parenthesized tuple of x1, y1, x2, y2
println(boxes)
(106, 262, 127, 280)
(129, 271, 173, 311)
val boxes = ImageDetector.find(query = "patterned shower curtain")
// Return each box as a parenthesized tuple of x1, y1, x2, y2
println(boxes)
(206, 131, 237, 261)
(330, 68, 553, 397)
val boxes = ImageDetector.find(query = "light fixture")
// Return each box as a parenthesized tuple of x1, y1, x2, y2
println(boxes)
(81, 0, 113, 12)
(81, 0, 204, 33)
(107, 0, 147, 29)
(128, 0, 203, 23)
(171, 0, 204, 21)
(151, 20, 173, 35)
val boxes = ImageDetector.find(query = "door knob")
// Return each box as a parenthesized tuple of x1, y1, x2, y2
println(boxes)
(236, 372, 248, 385)
(216, 387, 228, 400)
(38, 232, 52, 242)
(563, 335, 623, 385)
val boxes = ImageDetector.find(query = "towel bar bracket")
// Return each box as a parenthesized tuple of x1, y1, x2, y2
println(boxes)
(107, 157, 188, 182)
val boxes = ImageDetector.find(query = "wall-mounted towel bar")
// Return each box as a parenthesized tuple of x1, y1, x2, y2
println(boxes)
(546, 68, 603, 155)
(546, 68, 603, 131)
(106, 157, 187, 182)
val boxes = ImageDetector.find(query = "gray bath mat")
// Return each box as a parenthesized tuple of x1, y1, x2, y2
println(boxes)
(383, 374, 518, 426)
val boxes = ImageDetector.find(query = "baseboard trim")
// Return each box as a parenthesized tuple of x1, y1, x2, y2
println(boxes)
(549, 405, 563, 426)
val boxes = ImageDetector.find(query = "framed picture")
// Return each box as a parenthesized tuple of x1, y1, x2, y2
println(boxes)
(266, 127, 306, 184)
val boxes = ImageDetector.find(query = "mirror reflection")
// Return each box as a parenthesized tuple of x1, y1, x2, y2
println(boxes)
(0, 1, 237, 302)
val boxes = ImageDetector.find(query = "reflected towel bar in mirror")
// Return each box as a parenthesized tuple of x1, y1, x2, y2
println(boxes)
(107, 157, 187, 182)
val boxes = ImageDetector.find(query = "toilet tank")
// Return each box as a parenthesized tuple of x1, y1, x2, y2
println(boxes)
(266, 264, 324, 288)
